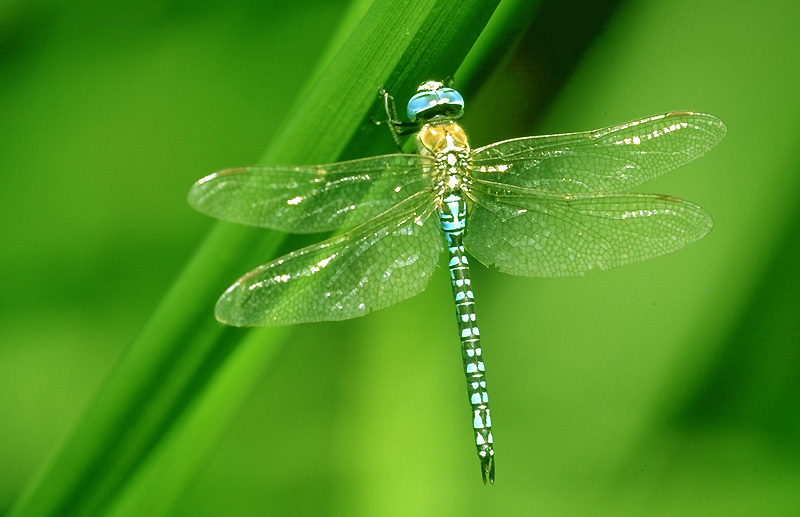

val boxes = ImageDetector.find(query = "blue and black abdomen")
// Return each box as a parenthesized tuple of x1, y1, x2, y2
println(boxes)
(439, 192, 495, 484)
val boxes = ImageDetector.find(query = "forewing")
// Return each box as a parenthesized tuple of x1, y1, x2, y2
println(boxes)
(469, 112, 726, 193)
(215, 191, 444, 326)
(188, 154, 432, 233)
(464, 185, 712, 277)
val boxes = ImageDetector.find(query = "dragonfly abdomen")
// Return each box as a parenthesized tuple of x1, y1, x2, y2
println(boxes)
(439, 192, 495, 484)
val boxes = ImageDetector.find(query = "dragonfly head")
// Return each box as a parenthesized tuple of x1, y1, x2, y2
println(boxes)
(407, 80, 465, 123)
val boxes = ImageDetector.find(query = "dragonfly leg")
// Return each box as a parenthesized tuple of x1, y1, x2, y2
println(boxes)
(372, 86, 419, 150)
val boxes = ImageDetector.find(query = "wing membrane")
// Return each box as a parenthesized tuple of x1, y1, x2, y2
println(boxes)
(469, 112, 726, 194)
(188, 154, 433, 233)
(464, 184, 712, 277)
(216, 191, 443, 326)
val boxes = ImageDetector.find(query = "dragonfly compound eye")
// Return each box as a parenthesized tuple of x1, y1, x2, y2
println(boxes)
(407, 87, 465, 122)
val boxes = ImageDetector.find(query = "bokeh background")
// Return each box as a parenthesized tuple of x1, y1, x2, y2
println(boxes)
(2, 0, 800, 515)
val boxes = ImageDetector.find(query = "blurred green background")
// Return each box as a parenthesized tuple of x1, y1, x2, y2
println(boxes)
(2, 0, 800, 515)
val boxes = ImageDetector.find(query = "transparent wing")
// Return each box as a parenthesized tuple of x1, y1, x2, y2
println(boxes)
(469, 112, 726, 193)
(464, 184, 712, 277)
(216, 191, 444, 326)
(188, 154, 433, 233)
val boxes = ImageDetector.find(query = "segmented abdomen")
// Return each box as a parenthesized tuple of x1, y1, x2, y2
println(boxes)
(439, 191, 495, 484)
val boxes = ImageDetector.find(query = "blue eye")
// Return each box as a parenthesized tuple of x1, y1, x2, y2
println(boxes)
(407, 87, 465, 122)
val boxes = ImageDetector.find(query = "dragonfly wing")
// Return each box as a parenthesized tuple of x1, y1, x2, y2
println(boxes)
(469, 112, 726, 193)
(188, 154, 433, 233)
(216, 191, 444, 326)
(464, 185, 712, 277)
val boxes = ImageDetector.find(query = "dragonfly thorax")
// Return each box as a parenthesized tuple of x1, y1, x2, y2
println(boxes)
(416, 120, 470, 155)
(417, 120, 472, 197)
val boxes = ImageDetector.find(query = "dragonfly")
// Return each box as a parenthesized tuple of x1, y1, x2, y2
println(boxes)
(188, 80, 726, 484)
